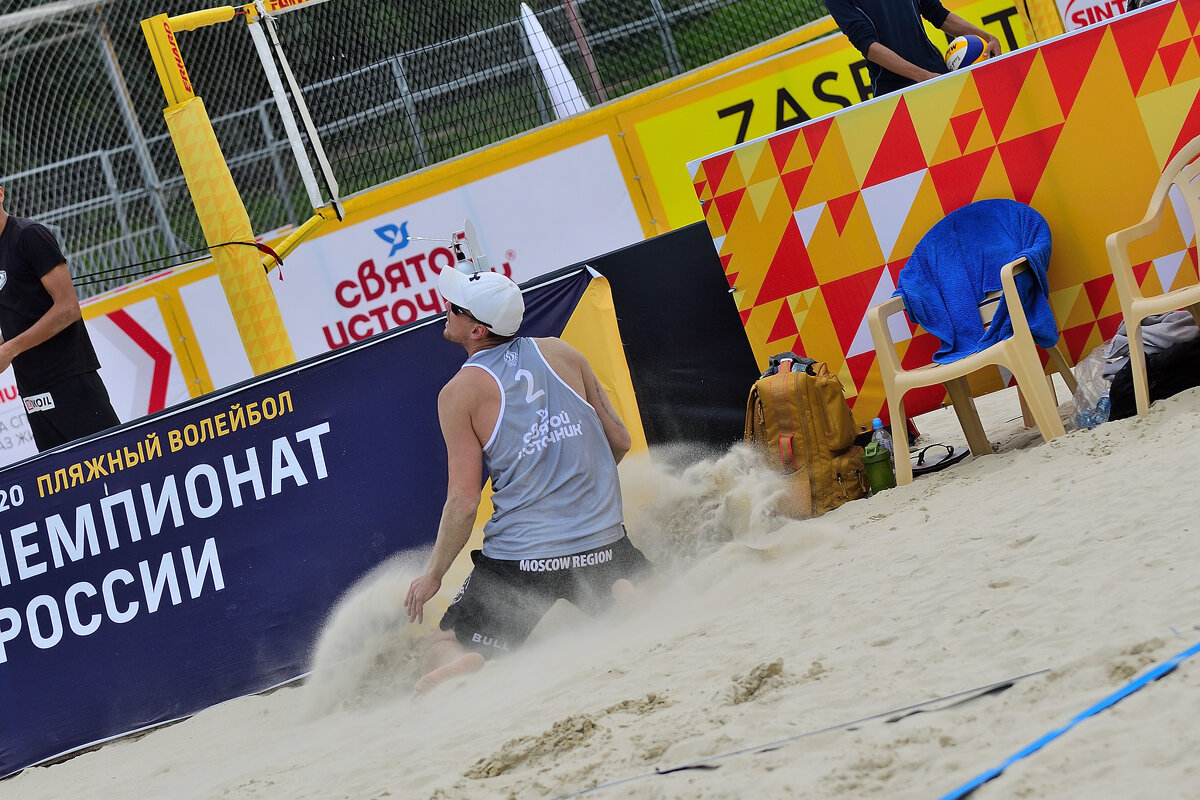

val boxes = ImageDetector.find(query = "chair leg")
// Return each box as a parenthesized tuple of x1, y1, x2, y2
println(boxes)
(1047, 339, 1078, 395)
(1127, 317, 1151, 417)
(1008, 356, 1066, 441)
(890, 394, 914, 486)
(1017, 376, 1059, 429)
(1018, 385, 1036, 429)
(944, 377, 991, 456)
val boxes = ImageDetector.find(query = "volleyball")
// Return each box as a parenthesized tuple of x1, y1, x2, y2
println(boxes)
(945, 35, 988, 70)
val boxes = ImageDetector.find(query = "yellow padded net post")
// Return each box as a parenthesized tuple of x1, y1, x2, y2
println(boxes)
(142, 11, 295, 375)
(1019, 0, 1067, 40)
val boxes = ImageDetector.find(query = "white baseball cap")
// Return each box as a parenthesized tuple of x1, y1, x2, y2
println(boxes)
(439, 266, 525, 336)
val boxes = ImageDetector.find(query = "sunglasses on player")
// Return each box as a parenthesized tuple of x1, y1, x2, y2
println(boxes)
(448, 302, 492, 329)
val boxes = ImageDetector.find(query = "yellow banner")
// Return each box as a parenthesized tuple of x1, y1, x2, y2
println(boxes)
(621, 0, 1032, 231)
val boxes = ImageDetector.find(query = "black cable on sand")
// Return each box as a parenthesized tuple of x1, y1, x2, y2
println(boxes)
(549, 669, 1049, 800)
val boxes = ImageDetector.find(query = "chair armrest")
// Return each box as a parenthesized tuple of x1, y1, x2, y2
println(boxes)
(869, 294, 906, 324)
(1108, 214, 1164, 252)
(1106, 210, 1166, 304)
(866, 294, 907, 374)
(1107, 206, 1167, 263)
(1106, 144, 1191, 301)
(998, 257, 1034, 334)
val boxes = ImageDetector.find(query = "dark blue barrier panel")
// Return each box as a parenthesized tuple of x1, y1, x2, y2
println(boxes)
(589, 222, 760, 449)
(0, 269, 589, 778)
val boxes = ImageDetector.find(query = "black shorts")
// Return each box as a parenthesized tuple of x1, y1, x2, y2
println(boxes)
(24, 372, 120, 452)
(439, 532, 652, 658)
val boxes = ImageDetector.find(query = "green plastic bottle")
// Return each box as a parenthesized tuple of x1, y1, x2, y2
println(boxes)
(862, 441, 896, 494)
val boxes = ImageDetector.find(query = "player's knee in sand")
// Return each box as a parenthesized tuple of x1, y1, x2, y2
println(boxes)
(611, 578, 646, 612)
(415, 576, 649, 694)
(423, 628, 462, 665)
(414, 629, 484, 696)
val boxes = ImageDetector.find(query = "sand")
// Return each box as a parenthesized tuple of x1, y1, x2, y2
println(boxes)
(4, 380, 1200, 800)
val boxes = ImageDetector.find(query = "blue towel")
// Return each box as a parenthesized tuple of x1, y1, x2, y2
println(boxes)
(896, 199, 1059, 364)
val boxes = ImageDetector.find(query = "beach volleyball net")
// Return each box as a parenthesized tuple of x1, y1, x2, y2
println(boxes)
(247, 0, 829, 204)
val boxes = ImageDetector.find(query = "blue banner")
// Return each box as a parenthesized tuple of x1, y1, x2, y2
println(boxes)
(0, 269, 590, 778)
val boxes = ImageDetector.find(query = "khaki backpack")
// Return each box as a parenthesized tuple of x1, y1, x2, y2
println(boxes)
(744, 362, 869, 518)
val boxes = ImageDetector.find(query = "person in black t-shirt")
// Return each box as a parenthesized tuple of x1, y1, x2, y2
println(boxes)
(0, 185, 119, 452)
(824, 0, 1000, 96)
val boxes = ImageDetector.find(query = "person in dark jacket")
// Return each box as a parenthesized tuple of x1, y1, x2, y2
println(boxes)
(825, 0, 1000, 96)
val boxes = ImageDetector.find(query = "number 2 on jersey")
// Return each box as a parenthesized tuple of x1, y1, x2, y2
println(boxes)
(514, 369, 546, 403)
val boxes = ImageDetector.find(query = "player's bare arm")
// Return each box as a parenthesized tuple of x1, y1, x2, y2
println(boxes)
(0, 263, 82, 374)
(940, 13, 1001, 57)
(404, 373, 485, 624)
(586, 369, 631, 463)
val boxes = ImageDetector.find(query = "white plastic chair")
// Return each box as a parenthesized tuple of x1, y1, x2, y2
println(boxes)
(1106, 134, 1200, 417)
(868, 258, 1074, 485)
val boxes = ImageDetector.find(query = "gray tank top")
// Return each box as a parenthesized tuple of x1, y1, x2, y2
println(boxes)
(465, 338, 624, 560)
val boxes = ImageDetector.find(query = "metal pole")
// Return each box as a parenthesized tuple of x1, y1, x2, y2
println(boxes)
(561, 0, 607, 102)
(520, 30, 553, 124)
(257, 103, 299, 226)
(648, 0, 683, 75)
(257, 3, 344, 220)
(94, 10, 180, 254)
(389, 55, 431, 168)
(98, 150, 135, 272)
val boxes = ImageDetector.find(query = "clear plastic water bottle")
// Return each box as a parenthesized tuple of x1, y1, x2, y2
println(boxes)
(1094, 389, 1111, 426)
(870, 418, 895, 480)
(1076, 388, 1111, 430)
(871, 417, 894, 454)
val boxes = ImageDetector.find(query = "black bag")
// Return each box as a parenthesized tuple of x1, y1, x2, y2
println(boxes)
(759, 351, 818, 379)
(1108, 337, 1200, 420)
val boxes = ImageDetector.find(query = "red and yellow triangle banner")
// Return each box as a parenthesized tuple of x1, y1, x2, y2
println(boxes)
(694, 0, 1200, 424)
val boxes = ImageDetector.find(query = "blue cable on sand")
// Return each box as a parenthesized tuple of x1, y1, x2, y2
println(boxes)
(940, 638, 1200, 800)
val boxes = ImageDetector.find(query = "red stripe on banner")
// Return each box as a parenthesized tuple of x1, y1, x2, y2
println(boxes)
(108, 309, 171, 413)
(767, 299, 799, 343)
(863, 98, 926, 188)
(758, 218, 818, 305)
(769, 126, 803, 173)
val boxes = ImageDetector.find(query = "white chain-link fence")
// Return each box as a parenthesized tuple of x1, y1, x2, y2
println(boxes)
(1, 0, 827, 297)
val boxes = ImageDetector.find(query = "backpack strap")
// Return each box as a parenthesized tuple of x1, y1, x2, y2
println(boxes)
(744, 383, 760, 442)
(768, 373, 800, 471)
